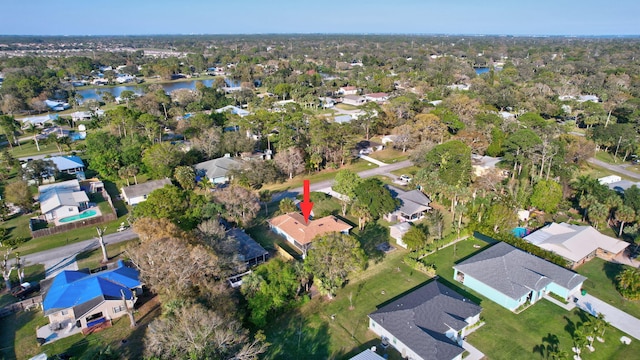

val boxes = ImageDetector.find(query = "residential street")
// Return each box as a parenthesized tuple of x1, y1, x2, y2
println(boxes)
(588, 158, 640, 181)
(270, 159, 412, 203)
(18, 158, 413, 270)
(19, 229, 137, 269)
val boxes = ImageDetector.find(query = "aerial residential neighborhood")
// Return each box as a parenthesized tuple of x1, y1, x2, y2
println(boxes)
(1, 4, 640, 360)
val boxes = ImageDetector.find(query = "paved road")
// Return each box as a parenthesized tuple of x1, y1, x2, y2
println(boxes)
(587, 158, 640, 181)
(19, 229, 138, 268)
(270, 159, 412, 203)
(18, 158, 414, 269)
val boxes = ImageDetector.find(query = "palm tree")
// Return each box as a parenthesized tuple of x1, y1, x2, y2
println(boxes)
(588, 202, 608, 229)
(616, 268, 640, 299)
(579, 195, 596, 222)
(0, 115, 21, 149)
(615, 205, 636, 237)
(118, 167, 130, 186)
(603, 194, 622, 225)
(127, 165, 139, 185)
(351, 202, 371, 230)
(571, 175, 598, 198)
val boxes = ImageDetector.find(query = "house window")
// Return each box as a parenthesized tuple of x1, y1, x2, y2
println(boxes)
(69, 208, 73, 211)
(393, 337, 397, 344)
(61, 310, 68, 316)
(113, 305, 126, 314)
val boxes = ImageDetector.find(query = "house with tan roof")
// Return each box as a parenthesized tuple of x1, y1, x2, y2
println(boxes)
(268, 213, 352, 257)
(523, 222, 629, 268)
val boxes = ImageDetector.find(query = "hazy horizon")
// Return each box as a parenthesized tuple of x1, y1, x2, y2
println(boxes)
(2, 0, 638, 37)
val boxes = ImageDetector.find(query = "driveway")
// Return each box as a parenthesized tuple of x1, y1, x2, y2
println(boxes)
(574, 292, 640, 340)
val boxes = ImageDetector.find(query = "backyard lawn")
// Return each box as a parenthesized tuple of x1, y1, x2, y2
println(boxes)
(0, 292, 160, 360)
(576, 258, 640, 319)
(261, 236, 491, 359)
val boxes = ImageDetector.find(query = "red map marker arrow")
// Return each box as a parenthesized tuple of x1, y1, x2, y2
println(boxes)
(300, 179, 314, 223)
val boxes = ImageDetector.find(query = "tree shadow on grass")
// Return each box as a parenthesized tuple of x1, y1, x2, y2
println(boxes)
(603, 261, 625, 285)
(357, 223, 387, 263)
(264, 310, 331, 360)
(532, 333, 561, 359)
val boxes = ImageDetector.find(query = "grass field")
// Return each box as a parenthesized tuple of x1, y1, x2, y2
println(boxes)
(261, 236, 491, 359)
(576, 258, 640, 319)
(367, 148, 409, 163)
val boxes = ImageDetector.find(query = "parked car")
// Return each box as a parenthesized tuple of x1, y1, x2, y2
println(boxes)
(399, 175, 412, 183)
(10, 282, 40, 300)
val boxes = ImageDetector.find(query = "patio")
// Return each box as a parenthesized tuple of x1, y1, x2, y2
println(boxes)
(36, 321, 82, 344)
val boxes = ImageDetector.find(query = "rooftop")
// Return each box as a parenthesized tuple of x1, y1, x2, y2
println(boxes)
(454, 242, 586, 300)
(121, 178, 172, 199)
(524, 222, 630, 263)
(42, 260, 140, 318)
(268, 213, 352, 245)
(369, 280, 481, 360)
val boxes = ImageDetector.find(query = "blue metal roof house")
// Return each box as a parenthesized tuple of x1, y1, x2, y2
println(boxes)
(42, 260, 142, 331)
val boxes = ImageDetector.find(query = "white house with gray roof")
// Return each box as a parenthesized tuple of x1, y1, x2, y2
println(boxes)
(453, 242, 586, 312)
(121, 178, 172, 206)
(194, 155, 241, 184)
(38, 180, 89, 221)
(384, 186, 431, 222)
(368, 280, 481, 360)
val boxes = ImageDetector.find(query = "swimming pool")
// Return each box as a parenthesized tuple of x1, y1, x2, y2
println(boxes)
(59, 209, 98, 223)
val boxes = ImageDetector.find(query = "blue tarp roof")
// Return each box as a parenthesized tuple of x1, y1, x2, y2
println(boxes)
(43, 260, 140, 313)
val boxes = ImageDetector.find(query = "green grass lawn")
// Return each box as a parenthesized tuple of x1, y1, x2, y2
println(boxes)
(469, 300, 639, 360)
(576, 258, 640, 319)
(75, 239, 137, 270)
(261, 236, 492, 359)
(390, 166, 421, 177)
(6, 140, 68, 159)
(367, 149, 409, 163)
(335, 103, 360, 111)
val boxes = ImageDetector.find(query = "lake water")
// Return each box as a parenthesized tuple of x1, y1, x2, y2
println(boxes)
(475, 67, 490, 75)
(76, 79, 218, 102)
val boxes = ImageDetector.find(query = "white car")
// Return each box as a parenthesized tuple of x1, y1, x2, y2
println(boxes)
(400, 175, 412, 183)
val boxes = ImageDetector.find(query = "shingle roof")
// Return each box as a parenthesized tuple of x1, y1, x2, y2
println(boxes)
(369, 281, 481, 360)
(387, 186, 431, 216)
(121, 178, 172, 200)
(349, 349, 386, 360)
(43, 260, 140, 318)
(524, 223, 629, 263)
(454, 242, 586, 301)
(268, 213, 352, 245)
(227, 228, 268, 262)
(194, 157, 241, 180)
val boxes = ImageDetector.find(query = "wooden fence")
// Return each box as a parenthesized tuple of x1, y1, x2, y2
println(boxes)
(0, 295, 42, 318)
(31, 190, 117, 239)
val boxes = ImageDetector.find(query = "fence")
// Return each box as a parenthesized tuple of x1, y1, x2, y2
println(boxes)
(0, 295, 43, 318)
(274, 244, 298, 261)
(30, 190, 117, 239)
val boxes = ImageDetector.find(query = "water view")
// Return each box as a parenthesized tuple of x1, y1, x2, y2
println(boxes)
(76, 79, 220, 102)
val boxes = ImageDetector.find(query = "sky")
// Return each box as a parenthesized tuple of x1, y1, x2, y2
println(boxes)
(1, 0, 639, 36)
